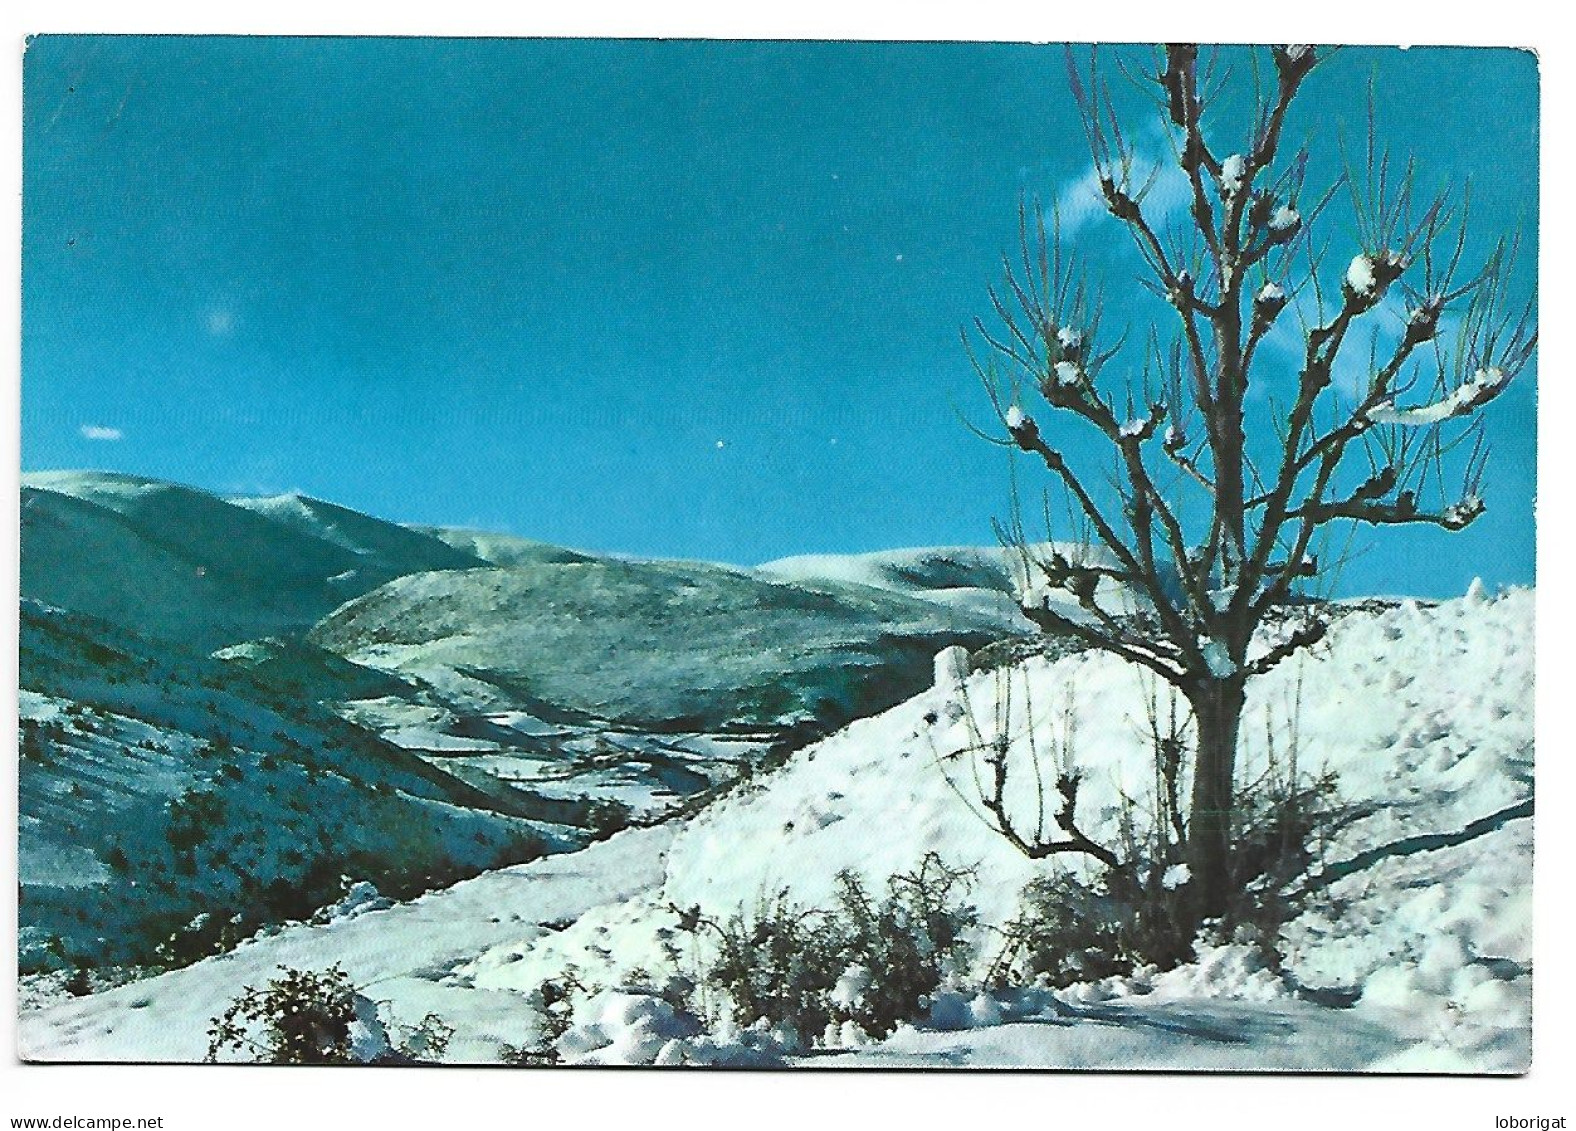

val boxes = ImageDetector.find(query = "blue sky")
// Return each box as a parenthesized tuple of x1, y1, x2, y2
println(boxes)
(22, 38, 1537, 596)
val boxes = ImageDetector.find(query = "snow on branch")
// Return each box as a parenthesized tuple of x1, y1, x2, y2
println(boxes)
(1241, 616, 1328, 678)
(1365, 367, 1511, 426)
(1343, 251, 1408, 306)
(1270, 205, 1300, 233)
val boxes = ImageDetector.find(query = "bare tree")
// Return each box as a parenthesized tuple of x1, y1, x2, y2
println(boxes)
(971, 44, 1535, 923)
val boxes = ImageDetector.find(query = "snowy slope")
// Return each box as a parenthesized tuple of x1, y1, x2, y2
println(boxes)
(659, 589, 1532, 924)
(309, 554, 1026, 732)
(758, 542, 1121, 631)
(19, 473, 1052, 1006)
(18, 598, 578, 987)
(20, 472, 1040, 835)
(416, 526, 597, 568)
(18, 826, 676, 1063)
(19, 587, 1534, 1071)
(760, 545, 1028, 592)
(451, 586, 1535, 1070)
(228, 492, 482, 576)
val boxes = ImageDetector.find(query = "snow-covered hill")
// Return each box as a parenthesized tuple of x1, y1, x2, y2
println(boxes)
(451, 587, 1533, 1070)
(21, 472, 485, 652)
(308, 553, 1024, 733)
(19, 585, 1535, 1072)
(18, 598, 576, 993)
(416, 525, 599, 569)
(757, 541, 1148, 630)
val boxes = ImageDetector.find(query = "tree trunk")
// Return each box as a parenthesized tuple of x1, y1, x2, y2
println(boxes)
(1185, 678, 1246, 924)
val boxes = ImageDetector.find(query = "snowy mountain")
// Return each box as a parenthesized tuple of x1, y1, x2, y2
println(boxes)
(758, 541, 1147, 629)
(21, 472, 485, 653)
(19, 584, 1535, 1072)
(309, 553, 1022, 733)
(415, 525, 599, 569)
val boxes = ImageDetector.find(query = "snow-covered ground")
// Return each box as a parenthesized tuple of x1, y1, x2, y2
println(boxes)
(19, 585, 1534, 1072)
(17, 827, 676, 1063)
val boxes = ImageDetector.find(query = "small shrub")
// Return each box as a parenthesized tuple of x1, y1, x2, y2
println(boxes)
(393, 1012, 454, 1062)
(64, 964, 92, 998)
(19, 723, 54, 766)
(823, 855, 978, 1037)
(688, 891, 843, 1044)
(206, 964, 358, 1064)
(993, 871, 1145, 988)
(156, 910, 248, 969)
(584, 798, 633, 839)
(507, 971, 587, 1065)
(677, 853, 978, 1047)
(165, 788, 226, 856)
(1216, 768, 1345, 947)
(993, 770, 1346, 987)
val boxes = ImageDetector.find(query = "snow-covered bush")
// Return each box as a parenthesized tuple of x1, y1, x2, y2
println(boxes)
(503, 971, 588, 1065)
(390, 1012, 455, 1063)
(205, 964, 454, 1065)
(555, 989, 704, 1064)
(992, 764, 1345, 987)
(994, 872, 1136, 988)
(675, 853, 978, 1048)
(681, 891, 841, 1046)
(206, 965, 360, 1064)
(824, 854, 978, 1039)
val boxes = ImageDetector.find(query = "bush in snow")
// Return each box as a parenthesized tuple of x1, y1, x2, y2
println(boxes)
(824, 854, 979, 1039)
(502, 970, 590, 1065)
(206, 965, 360, 1064)
(163, 786, 227, 870)
(390, 1011, 455, 1063)
(992, 872, 1137, 989)
(1210, 765, 1345, 949)
(680, 890, 842, 1047)
(583, 797, 634, 840)
(674, 852, 978, 1048)
(989, 761, 1345, 987)
(206, 964, 455, 1065)
(554, 989, 705, 1065)
(63, 963, 92, 998)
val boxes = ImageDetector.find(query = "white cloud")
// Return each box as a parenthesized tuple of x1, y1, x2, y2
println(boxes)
(1253, 290, 1449, 403)
(206, 309, 234, 336)
(1051, 132, 1192, 242)
(79, 424, 123, 442)
(1052, 163, 1111, 240)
